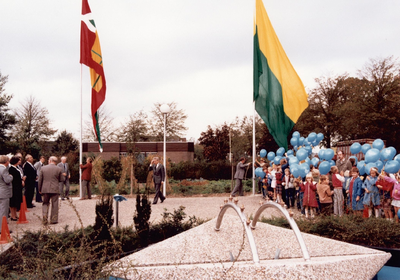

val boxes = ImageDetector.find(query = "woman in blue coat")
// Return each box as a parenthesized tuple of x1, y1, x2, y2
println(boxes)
(348, 167, 364, 215)
(362, 167, 380, 217)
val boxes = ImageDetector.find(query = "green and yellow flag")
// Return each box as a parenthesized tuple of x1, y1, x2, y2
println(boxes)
(253, 0, 308, 149)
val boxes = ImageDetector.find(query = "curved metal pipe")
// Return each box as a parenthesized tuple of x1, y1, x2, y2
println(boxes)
(251, 201, 311, 261)
(214, 202, 260, 264)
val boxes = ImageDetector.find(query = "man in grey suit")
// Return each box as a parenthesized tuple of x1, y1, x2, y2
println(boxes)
(57, 156, 70, 200)
(34, 156, 45, 203)
(39, 156, 64, 225)
(149, 157, 166, 204)
(231, 157, 250, 197)
(0, 155, 13, 231)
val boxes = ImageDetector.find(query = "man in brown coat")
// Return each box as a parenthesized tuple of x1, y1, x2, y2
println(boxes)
(79, 157, 93, 200)
(38, 156, 64, 225)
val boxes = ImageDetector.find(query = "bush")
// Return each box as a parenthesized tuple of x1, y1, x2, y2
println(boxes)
(261, 214, 400, 248)
(102, 157, 122, 182)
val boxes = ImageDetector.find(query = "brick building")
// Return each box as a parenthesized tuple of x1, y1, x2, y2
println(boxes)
(82, 142, 194, 163)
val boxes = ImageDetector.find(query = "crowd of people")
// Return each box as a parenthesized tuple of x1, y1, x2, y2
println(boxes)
(255, 150, 400, 222)
(0, 154, 93, 234)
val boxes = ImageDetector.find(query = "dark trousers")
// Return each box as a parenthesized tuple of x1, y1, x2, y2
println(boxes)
(231, 179, 243, 196)
(285, 188, 295, 208)
(153, 182, 165, 204)
(320, 203, 333, 216)
(25, 183, 35, 207)
(35, 182, 43, 202)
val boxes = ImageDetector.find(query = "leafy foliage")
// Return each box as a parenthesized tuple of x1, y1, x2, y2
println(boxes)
(0, 71, 16, 154)
(261, 214, 400, 248)
(133, 193, 152, 247)
(294, 56, 400, 151)
(52, 130, 79, 156)
(9, 95, 57, 158)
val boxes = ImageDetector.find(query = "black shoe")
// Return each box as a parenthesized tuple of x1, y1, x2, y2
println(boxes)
(27, 206, 34, 209)
(50, 222, 58, 224)
(11, 218, 18, 221)
(161, 198, 165, 203)
(152, 202, 157, 204)
(66, 197, 70, 200)
(61, 198, 65, 201)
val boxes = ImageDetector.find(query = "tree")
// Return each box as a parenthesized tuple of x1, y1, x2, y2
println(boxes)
(118, 110, 150, 143)
(52, 130, 79, 156)
(10, 95, 57, 157)
(148, 102, 188, 141)
(294, 74, 349, 147)
(83, 106, 118, 142)
(198, 124, 230, 161)
(0, 72, 16, 153)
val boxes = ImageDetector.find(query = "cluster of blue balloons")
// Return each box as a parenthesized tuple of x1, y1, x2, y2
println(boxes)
(351, 139, 400, 175)
(290, 131, 324, 150)
(259, 147, 286, 166)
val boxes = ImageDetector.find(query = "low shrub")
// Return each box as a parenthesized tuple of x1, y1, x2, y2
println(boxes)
(261, 214, 400, 248)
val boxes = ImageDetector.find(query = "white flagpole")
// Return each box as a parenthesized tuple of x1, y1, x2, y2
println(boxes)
(79, 64, 83, 199)
(253, 101, 256, 196)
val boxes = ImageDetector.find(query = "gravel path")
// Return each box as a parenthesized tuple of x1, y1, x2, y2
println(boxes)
(7, 194, 295, 235)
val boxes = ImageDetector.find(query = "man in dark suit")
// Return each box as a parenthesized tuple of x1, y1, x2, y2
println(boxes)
(149, 157, 166, 204)
(23, 154, 37, 208)
(39, 156, 64, 225)
(231, 157, 250, 197)
(57, 156, 70, 200)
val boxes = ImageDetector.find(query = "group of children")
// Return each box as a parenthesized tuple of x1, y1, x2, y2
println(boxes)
(256, 158, 400, 222)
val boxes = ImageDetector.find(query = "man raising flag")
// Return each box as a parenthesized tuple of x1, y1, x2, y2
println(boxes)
(80, 0, 106, 151)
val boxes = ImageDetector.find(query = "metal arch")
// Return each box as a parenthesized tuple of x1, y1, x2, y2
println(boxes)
(251, 201, 311, 261)
(214, 202, 260, 264)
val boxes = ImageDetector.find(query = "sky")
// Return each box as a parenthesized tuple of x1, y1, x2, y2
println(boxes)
(1, 0, 400, 144)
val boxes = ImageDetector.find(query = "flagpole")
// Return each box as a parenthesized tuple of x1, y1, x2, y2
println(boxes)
(253, 101, 256, 196)
(79, 64, 83, 199)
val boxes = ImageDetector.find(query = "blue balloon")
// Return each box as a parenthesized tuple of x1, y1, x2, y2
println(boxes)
(287, 150, 294, 156)
(290, 164, 301, 178)
(376, 160, 384, 173)
(395, 154, 400, 164)
(385, 160, 400, 174)
(274, 156, 282, 165)
(388, 147, 397, 159)
(312, 140, 319, 147)
(380, 148, 392, 162)
(372, 139, 385, 151)
(365, 162, 377, 175)
(365, 148, 380, 164)
(289, 157, 299, 166)
(298, 137, 305, 146)
(292, 131, 300, 139)
(317, 133, 324, 142)
(319, 161, 331, 175)
(296, 148, 308, 161)
(305, 157, 311, 165)
(311, 157, 319, 167)
(267, 152, 275, 161)
(304, 146, 312, 155)
(324, 148, 335, 161)
(329, 160, 336, 167)
(294, 145, 298, 150)
(398, 209, 400, 220)
(308, 132, 317, 142)
(318, 149, 325, 160)
(255, 167, 266, 178)
(290, 137, 298, 147)
(361, 144, 371, 154)
(277, 147, 285, 157)
(299, 163, 310, 178)
(357, 160, 366, 175)
(260, 149, 267, 158)
(350, 142, 361, 154)
(303, 139, 311, 146)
